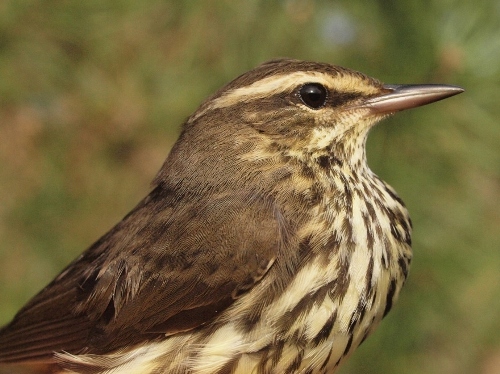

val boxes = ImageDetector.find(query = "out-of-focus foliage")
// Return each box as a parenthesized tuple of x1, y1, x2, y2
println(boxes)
(0, 1, 498, 373)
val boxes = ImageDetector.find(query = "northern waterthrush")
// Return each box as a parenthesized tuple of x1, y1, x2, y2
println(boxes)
(0, 59, 463, 374)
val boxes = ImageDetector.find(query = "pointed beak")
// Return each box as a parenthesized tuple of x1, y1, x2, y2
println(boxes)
(360, 84, 464, 114)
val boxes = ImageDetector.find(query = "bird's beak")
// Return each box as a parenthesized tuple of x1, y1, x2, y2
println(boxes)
(360, 84, 464, 114)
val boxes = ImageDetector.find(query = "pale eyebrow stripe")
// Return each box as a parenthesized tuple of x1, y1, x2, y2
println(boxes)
(191, 70, 380, 122)
(215, 72, 331, 107)
(191, 72, 332, 121)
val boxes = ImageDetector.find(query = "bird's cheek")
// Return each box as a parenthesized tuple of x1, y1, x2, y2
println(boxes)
(312, 105, 343, 124)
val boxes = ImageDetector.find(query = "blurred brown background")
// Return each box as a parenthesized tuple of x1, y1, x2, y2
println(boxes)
(0, 1, 499, 373)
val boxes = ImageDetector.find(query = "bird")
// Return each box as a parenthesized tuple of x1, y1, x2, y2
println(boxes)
(0, 59, 463, 374)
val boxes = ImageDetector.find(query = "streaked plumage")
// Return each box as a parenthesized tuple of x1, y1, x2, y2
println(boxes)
(0, 59, 463, 374)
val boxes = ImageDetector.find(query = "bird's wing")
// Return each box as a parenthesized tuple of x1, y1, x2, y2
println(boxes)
(0, 187, 287, 363)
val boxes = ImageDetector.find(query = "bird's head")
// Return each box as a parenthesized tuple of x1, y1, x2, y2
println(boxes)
(157, 59, 463, 188)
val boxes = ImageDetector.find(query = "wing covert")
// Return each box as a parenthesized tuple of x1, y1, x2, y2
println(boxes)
(0, 188, 285, 363)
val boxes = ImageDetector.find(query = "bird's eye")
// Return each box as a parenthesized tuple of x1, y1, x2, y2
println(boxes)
(299, 83, 327, 109)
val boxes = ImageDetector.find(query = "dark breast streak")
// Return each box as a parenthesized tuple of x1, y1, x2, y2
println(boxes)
(230, 156, 414, 373)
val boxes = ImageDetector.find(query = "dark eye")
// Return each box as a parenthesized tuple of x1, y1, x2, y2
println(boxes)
(299, 83, 327, 109)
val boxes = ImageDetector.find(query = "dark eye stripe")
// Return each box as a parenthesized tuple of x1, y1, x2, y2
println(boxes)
(328, 92, 363, 107)
(297, 83, 363, 110)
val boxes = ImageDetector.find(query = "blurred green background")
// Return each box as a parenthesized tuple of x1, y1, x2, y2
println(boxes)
(0, 1, 499, 373)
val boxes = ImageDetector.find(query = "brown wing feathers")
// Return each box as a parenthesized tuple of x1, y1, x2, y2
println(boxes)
(0, 190, 282, 363)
